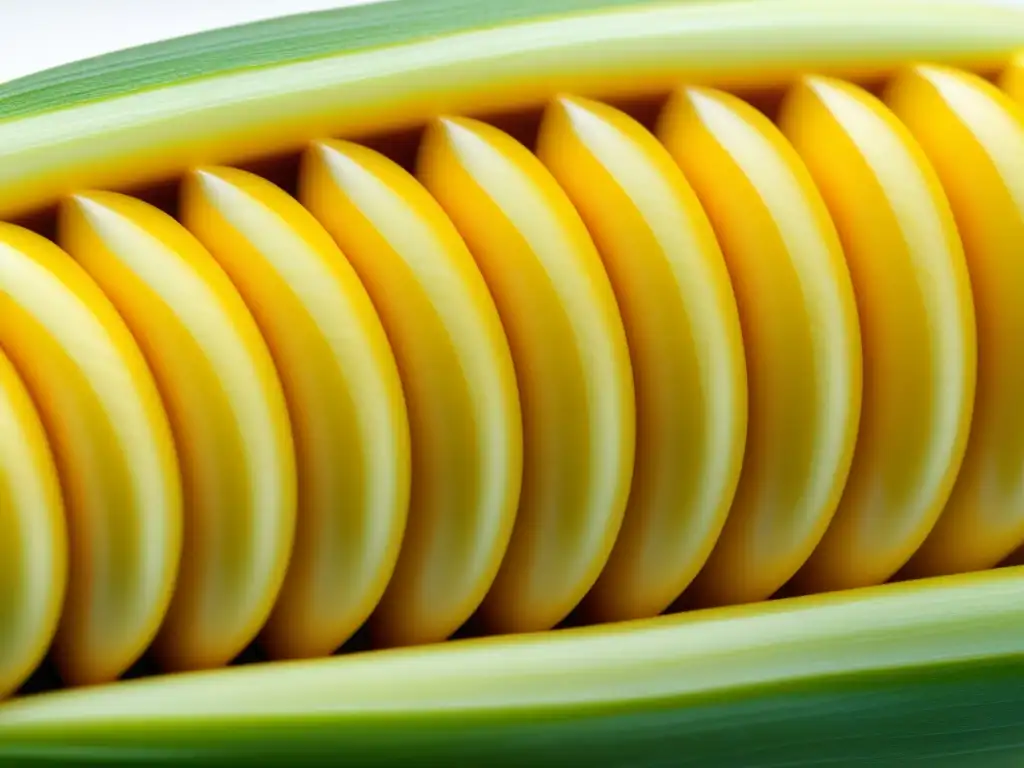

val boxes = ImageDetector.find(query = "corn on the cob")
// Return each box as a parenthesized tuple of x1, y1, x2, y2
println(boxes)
(4, 0, 1024, 765)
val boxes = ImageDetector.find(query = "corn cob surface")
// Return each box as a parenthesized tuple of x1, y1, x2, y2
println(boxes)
(3, 0, 1024, 765)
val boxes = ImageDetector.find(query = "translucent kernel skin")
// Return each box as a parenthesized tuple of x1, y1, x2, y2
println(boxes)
(536, 95, 747, 622)
(779, 76, 976, 593)
(0, 224, 182, 687)
(0, 349, 67, 700)
(658, 87, 863, 608)
(59, 193, 297, 672)
(300, 140, 523, 647)
(180, 167, 412, 660)
(3, 3, 1024, 720)
(418, 116, 636, 633)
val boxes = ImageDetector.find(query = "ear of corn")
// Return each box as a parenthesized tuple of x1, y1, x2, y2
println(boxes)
(4, 0, 1024, 765)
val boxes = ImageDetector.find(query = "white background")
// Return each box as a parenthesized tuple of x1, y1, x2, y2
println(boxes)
(0, 0, 380, 83)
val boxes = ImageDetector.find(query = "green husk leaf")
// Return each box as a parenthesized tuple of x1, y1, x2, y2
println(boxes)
(1, 0, 1023, 222)
(0, 0, 667, 122)
(2, 566, 1024, 766)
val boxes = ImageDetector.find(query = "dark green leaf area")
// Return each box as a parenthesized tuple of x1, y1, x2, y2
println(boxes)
(4, 657, 1024, 767)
